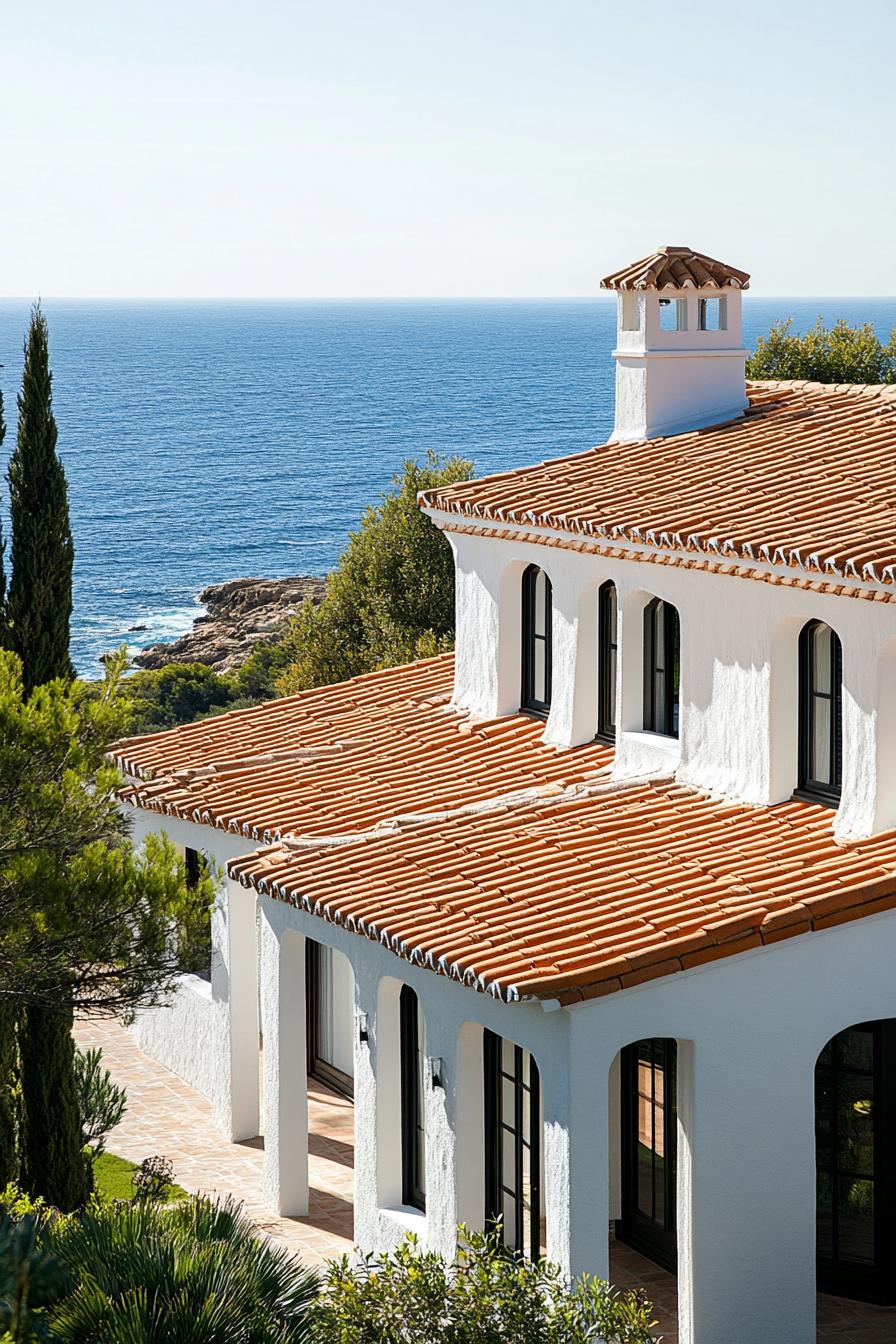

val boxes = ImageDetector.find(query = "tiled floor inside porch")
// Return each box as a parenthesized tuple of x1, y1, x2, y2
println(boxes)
(76, 1018, 896, 1340)
(610, 1239, 896, 1343)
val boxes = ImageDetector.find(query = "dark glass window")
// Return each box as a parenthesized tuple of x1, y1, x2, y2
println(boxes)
(798, 621, 842, 803)
(643, 598, 680, 737)
(184, 847, 205, 888)
(400, 985, 426, 1211)
(597, 581, 618, 742)
(484, 1030, 541, 1260)
(521, 565, 552, 715)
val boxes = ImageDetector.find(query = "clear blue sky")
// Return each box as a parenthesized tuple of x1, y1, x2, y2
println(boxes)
(2, 0, 893, 298)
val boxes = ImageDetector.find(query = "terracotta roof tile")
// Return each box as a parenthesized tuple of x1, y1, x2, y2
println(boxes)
(110, 655, 613, 843)
(228, 780, 896, 1004)
(600, 246, 750, 291)
(420, 382, 896, 588)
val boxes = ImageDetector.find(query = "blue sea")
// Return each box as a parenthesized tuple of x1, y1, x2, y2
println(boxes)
(0, 296, 893, 676)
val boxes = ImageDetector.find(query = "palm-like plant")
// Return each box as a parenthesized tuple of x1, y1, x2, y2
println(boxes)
(43, 1196, 318, 1343)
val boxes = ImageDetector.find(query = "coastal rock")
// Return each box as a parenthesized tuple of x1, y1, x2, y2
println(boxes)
(133, 575, 326, 673)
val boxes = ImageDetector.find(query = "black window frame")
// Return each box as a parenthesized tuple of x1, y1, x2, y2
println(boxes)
(643, 598, 680, 738)
(306, 940, 354, 1101)
(483, 1029, 541, 1261)
(399, 985, 426, 1212)
(597, 580, 618, 743)
(796, 619, 843, 806)
(521, 565, 552, 717)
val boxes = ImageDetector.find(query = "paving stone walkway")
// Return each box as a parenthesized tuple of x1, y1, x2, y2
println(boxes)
(74, 1016, 355, 1267)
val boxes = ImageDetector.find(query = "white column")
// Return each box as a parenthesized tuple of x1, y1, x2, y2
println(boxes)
(212, 878, 259, 1141)
(422, 999, 467, 1259)
(678, 1036, 816, 1344)
(352, 964, 378, 1251)
(556, 1016, 612, 1279)
(259, 904, 309, 1216)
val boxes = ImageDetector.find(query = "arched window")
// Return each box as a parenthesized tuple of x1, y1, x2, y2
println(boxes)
(597, 581, 618, 742)
(798, 620, 842, 803)
(399, 985, 426, 1211)
(643, 598, 680, 738)
(521, 565, 552, 715)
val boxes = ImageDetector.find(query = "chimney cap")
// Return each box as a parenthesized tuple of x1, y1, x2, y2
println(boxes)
(601, 246, 750, 291)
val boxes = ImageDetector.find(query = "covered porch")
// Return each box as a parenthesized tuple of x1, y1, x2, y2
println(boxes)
(74, 1016, 896, 1342)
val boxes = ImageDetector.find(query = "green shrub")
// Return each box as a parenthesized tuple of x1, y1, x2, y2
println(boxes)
(73, 1050, 126, 1163)
(0, 1195, 318, 1343)
(312, 1228, 658, 1344)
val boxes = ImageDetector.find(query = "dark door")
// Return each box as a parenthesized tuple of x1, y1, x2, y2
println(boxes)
(816, 1022, 896, 1304)
(483, 1029, 542, 1259)
(617, 1038, 677, 1272)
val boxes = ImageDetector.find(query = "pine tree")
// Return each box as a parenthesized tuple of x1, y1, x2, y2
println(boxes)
(6, 305, 74, 692)
(17, 1003, 87, 1210)
(6, 307, 86, 1208)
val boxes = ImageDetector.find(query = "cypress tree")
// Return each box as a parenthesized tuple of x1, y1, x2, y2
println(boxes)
(0, 376, 16, 1189)
(0, 1003, 15, 1188)
(7, 307, 86, 1208)
(6, 305, 74, 692)
(17, 1004, 86, 1210)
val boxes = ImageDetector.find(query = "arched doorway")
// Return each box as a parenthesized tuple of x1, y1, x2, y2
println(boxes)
(616, 1038, 677, 1272)
(816, 1021, 896, 1304)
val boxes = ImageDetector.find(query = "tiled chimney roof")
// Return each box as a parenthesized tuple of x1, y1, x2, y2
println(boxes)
(601, 246, 750, 291)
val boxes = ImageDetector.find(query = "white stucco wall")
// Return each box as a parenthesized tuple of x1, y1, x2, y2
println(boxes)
(439, 520, 896, 840)
(124, 807, 260, 1139)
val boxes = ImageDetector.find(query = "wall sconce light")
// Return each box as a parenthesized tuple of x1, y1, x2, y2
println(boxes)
(356, 1011, 369, 1043)
(428, 1056, 443, 1089)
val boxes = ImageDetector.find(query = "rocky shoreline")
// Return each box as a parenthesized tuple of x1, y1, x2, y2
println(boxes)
(132, 575, 326, 673)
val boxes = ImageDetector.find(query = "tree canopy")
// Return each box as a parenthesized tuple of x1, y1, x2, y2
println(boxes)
(276, 452, 472, 695)
(0, 648, 212, 1015)
(746, 317, 896, 385)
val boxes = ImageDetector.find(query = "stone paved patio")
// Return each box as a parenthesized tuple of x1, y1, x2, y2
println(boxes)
(74, 1016, 354, 1266)
(77, 1017, 896, 1339)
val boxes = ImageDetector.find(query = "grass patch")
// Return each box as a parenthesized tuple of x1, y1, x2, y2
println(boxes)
(92, 1153, 187, 1204)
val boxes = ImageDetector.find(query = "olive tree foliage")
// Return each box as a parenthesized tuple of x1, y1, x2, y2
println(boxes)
(311, 1228, 658, 1344)
(0, 647, 213, 1016)
(746, 317, 896, 384)
(276, 452, 473, 695)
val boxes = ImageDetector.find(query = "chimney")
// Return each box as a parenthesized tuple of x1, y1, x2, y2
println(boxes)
(601, 246, 750, 442)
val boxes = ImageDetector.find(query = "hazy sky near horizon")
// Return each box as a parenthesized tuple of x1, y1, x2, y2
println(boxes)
(2, 0, 894, 299)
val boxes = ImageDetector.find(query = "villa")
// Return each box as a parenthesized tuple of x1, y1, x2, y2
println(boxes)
(110, 246, 896, 1343)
